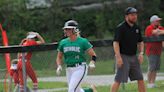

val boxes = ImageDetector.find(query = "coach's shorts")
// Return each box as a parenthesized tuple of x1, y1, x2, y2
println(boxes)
(147, 55, 161, 72)
(115, 54, 143, 83)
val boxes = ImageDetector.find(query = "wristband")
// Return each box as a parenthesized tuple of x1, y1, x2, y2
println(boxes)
(92, 56, 97, 62)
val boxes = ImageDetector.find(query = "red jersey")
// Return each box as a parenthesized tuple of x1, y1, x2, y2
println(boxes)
(145, 24, 164, 56)
(19, 40, 38, 61)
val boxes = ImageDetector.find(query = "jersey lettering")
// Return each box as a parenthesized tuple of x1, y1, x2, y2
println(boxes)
(64, 46, 80, 53)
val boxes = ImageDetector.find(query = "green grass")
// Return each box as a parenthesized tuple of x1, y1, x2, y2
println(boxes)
(31, 82, 67, 89)
(35, 60, 115, 77)
(0, 53, 164, 79)
(1, 49, 164, 77)
(96, 81, 164, 92)
(0, 81, 67, 92)
(1, 81, 164, 92)
(39, 80, 164, 92)
(35, 53, 164, 77)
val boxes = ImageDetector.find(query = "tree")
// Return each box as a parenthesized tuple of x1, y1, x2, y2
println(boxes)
(159, 0, 164, 11)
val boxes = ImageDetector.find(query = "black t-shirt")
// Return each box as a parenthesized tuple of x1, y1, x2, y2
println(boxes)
(113, 21, 143, 55)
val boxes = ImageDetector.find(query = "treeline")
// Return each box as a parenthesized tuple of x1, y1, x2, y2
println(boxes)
(0, 0, 164, 45)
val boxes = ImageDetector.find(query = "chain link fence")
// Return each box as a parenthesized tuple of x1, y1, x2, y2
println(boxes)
(0, 37, 164, 92)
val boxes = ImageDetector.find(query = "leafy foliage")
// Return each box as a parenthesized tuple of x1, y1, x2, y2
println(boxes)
(0, 0, 164, 44)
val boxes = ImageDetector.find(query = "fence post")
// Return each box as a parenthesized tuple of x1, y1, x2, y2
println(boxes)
(22, 53, 27, 92)
(8, 76, 12, 92)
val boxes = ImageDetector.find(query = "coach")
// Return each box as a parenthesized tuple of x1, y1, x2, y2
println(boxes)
(110, 7, 146, 92)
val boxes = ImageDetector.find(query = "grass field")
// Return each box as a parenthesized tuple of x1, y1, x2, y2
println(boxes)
(35, 53, 164, 77)
(1, 57, 164, 77)
(1, 81, 164, 92)
(0, 49, 164, 77)
(1, 53, 164, 78)
(38, 80, 164, 92)
(0, 49, 164, 91)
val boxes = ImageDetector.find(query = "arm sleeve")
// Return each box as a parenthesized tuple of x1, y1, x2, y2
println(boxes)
(23, 40, 38, 46)
(31, 40, 38, 45)
(83, 39, 93, 51)
(145, 26, 153, 37)
(57, 41, 63, 52)
(113, 27, 122, 42)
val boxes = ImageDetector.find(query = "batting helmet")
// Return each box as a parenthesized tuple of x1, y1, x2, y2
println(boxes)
(63, 20, 80, 33)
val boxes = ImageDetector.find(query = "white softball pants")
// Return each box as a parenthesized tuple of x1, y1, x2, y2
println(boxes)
(66, 64, 88, 92)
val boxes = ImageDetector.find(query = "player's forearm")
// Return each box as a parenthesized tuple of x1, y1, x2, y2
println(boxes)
(113, 41, 121, 56)
(56, 52, 63, 65)
(37, 34, 45, 44)
(152, 29, 164, 35)
(158, 30, 164, 35)
(88, 48, 97, 62)
(152, 29, 159, 35)
(88, 48, 96, 57)
(56, 56, 62, 66)
(56, 58, 62, 65)
(138, 41, 144, 54)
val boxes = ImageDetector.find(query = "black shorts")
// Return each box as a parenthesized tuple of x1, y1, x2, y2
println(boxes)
(115, 54, 143, 83)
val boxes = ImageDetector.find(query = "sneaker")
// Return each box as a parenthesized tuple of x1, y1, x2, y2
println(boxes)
(152, 84, 157, 88)
(147, 83, 156, 88)
(91, 85, 97, 92)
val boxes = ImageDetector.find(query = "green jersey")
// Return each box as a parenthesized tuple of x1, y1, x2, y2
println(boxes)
(58, 37, 93, 65)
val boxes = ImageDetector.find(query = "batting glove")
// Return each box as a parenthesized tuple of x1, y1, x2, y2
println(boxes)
(89, 61, 96, 69)
(56, 65, 62, 76)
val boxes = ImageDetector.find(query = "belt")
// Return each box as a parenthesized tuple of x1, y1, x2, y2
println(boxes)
(67, 62, 86, 67)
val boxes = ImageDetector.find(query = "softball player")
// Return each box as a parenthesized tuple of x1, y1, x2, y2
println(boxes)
(10, 59, 19, 85)
(17, 32, 45, 92)
(56, 20, 97, 92)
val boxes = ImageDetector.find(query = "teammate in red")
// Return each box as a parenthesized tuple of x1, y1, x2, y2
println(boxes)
(10, 59, 19, 85)
(17, 32, 45, 92)
(145, 15, 164, 88)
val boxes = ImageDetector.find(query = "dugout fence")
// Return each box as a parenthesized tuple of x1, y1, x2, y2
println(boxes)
(0, 36, 164, 92)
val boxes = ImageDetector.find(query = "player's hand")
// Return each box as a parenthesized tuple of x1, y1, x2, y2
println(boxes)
(138, 54, 144, 64)
(89, 60, 96, 70)
(115, 54, 123, 68)
(56, 65, 62, 76)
